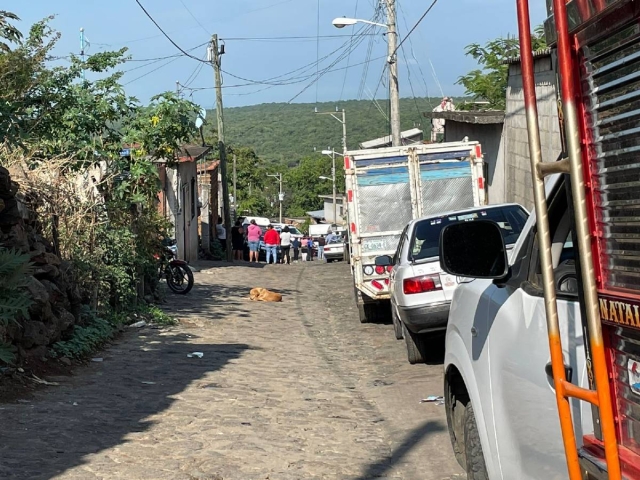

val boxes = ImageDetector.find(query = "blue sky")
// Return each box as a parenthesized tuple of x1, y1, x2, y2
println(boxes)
(5, 0, 547, 109)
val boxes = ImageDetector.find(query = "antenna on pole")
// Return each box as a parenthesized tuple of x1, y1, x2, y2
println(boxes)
(80, 28, 85, 81)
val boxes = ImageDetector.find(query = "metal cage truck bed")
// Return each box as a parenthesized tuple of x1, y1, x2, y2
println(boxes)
(343, 141, 486, 323)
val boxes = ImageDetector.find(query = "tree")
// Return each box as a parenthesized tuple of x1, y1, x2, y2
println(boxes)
(0, 11, 22, 52)
(456, 26, 547, 110)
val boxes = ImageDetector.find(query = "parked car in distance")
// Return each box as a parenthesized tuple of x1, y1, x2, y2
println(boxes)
(324, 237, 346, 262)
(377, 203, 529, 364)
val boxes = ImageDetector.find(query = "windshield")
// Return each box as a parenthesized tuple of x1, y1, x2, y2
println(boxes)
(328, 238, 342, 245)
(288, 227, 300, 235)
(410, 205, 529, 262)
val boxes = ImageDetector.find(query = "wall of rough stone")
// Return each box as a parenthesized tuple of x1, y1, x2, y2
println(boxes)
(0, 166, 84, 361)
(504, 55, 563, 210)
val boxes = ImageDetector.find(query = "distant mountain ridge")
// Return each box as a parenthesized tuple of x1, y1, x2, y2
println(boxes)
(209, 97, 466, 165)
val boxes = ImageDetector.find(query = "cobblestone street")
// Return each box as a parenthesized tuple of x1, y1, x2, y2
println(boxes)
(0, 261, 464, 480)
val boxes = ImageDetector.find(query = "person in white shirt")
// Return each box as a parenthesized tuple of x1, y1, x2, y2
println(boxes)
(280, 226, 292, 265)
(216, 218, 226, 252)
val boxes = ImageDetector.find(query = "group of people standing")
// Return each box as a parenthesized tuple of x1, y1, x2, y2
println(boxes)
(218, 218, 336, 264)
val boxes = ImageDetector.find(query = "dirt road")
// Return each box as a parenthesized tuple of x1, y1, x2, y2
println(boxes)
(0, 261, 464, 480)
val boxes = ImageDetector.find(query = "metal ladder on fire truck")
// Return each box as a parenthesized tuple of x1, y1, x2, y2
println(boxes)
(516, 0, 622, 478)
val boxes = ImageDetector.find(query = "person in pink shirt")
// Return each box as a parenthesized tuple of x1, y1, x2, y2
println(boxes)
(246, 219, 262, 263)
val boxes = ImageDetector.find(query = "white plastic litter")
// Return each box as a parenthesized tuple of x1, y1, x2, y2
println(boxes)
(187, 352, 204, 358)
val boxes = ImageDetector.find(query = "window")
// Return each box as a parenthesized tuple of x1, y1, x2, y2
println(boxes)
(527, 180, 578, 296)
(409, 205, 529, 263)
(394, 225, 409, 265)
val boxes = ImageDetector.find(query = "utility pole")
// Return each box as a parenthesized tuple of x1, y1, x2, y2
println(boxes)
(176, 80, 180, 97)
(233, 153, 237, 220)
(386, 0, 401, 147)
(210, 34, 233, 261)
(268, 173, 284, 223)
(80, 28, 85, 81)
(315, 108, 348, 153)
(331, 150, 337, 225)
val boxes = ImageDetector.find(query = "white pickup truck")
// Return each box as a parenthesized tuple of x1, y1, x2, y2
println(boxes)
(439, 175, 592, 479)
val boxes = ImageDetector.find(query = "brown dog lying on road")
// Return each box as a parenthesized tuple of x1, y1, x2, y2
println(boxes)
(249, 288, 283, 302)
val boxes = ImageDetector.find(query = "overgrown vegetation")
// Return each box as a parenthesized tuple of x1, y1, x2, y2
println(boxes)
(0, 249, 33, 365)
(0, 11, 189, 363)
(457, 26, 547, 110)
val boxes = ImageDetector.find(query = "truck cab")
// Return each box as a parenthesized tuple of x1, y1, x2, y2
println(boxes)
(441, 176, 593, 479)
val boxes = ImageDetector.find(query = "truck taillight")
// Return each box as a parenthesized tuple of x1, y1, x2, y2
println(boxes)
(403, 275, 442, 295)
(371, 280, 384, 290)
(375, 265, 385, 275)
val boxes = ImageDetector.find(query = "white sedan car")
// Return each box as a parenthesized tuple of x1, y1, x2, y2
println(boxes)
(376, 204, 529, 364)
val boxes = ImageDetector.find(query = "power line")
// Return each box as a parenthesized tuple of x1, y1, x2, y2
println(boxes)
(178, 0, 211, 35)
(134, 0, 210, 64)
(339, 0, 360, 101)
(124, 56, 182, 85)
(392, 0, 439, 57)
(315, 0, 321, 105)
(221, 34, 377, 41)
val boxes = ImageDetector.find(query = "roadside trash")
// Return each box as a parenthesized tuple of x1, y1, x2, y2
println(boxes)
(129, 320, 147, 328)
(72, 402, 78, 406)
(29, 375, 59, 386)
(420, 396, 444, 405)
(187, 352, 204, 358)
(91, 358, 103, 362)
(141, 381, 156, 385)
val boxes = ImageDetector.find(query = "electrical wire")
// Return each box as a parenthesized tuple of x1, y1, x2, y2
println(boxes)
(123, 55, 182, 85)
(178, 0, 210, 35)
(391, 0, 439, 58)
(316, 0, 321, 105)
(339, 0, 360, 101)
(134, 0, 210, 64)
(397, 1, 432, 106)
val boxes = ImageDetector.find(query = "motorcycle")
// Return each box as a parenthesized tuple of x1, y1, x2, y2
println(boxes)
(157, 238, 194, 294)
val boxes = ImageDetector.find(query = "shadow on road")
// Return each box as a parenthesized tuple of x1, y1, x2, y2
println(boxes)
(0, 330, 248, 480)
(355, 420, 447, 480)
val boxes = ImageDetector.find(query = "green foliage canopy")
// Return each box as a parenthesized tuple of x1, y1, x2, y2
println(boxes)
(456, 26, 547, 110)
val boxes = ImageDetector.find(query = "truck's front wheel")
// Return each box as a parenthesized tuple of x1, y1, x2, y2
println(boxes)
(464, 402, 489, 480)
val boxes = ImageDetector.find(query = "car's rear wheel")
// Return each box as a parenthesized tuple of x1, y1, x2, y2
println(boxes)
(391, 305, 403, 340)
(464, 402, 489, 480)
(402, 322, 425, 364)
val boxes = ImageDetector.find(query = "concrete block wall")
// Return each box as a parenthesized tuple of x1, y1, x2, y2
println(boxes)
(504, 56, 562, 210)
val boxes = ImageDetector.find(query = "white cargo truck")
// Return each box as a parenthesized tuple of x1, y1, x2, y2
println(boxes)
(343, 141, 486, 322)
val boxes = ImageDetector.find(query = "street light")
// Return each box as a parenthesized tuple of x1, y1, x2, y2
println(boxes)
(331, 17, 388, 29)
(332, 8, 401, 147)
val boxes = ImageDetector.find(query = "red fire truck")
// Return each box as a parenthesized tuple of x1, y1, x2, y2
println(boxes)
(518, 0, 640, 478)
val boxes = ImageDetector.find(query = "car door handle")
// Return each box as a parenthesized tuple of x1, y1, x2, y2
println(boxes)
(545, 362, 573, 384)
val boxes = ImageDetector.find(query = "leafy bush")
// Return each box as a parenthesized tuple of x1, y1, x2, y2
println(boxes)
(51, 313, 115, 359)
(0, 248, 33, 327)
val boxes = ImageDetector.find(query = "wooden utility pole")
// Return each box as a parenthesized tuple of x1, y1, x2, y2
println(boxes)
(211, 34, 233, 261)
(386, 0, 401, 147)
(233, 153, 237, 220)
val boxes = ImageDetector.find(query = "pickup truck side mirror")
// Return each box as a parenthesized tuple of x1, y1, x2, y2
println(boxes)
(375, 255, 393, 267)
(439, 220, 509, 279)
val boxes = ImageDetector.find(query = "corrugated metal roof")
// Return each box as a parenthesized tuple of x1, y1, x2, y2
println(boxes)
(359, 128, 424, 149)
(501, 48, 552, 65)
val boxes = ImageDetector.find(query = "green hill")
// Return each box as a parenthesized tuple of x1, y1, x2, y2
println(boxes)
(211, 97, 464, 164)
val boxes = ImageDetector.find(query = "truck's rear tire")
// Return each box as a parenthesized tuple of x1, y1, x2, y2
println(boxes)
(354, 287, 389, 323)
(402, 322, 425, 364)
(464, 402, 489, 480)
